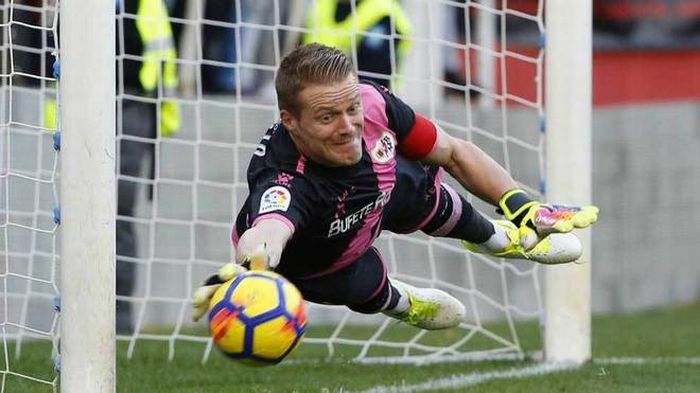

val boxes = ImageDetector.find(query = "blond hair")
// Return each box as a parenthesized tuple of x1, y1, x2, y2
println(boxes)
(275, 43, 356, 116)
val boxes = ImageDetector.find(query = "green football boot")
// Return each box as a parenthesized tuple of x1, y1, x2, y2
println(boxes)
(385, 279, 465, 330)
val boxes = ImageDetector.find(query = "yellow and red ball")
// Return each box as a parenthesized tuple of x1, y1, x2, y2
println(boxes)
(208, 270, 307, 366)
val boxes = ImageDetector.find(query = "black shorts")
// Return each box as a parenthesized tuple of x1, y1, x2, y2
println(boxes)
(286, 246, 387, 308)
(382, 158, 493, 243)
(381, 157, 443, 233)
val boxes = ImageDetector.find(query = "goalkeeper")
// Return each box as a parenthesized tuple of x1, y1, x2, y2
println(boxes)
(193, 43, 598, 330)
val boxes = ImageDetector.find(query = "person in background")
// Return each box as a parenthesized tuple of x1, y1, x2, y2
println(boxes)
(303, 0, 413, 88)
(168, 0, 290, 96)
(115, 0, 181, 333)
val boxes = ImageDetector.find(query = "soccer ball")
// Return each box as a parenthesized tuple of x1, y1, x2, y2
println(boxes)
(208, 270, 307, 366)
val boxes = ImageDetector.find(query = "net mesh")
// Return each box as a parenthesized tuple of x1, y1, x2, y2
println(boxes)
(0, 0, 60, 389)
(1, 0, 546, 382)
(121, 0, 545, 364)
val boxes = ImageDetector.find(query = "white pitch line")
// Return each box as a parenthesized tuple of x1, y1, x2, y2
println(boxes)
(350, 362, 578, 393)
(353, 352, 529, 366)
(595, 357, 700, 365)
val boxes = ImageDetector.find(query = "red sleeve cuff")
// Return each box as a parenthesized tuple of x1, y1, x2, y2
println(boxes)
(397, 114, 438, 160)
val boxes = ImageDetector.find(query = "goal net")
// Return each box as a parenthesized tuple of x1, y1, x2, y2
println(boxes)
(122, 0, 547, 364)
(0, 0, 60, 389)
(1, 0, 590, 388)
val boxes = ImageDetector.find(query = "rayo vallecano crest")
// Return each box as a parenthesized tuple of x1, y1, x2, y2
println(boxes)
(371, 132, 396, 163)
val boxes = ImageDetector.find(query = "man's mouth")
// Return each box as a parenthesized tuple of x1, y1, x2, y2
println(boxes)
(333, 138, 356, 146)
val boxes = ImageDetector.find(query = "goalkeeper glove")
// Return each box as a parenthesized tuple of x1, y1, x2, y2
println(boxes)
(462, 220, 583, 264)
(192, 263, 247, 322)
(497, 189, 599, 236)
(191, 243, 270, 322)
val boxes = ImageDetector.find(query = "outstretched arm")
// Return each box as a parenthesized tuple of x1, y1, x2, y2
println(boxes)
(419, 120, 597, 236)
(422, 125, 516, 205)
(235, 218, 293, 270)
(192, 218, 293, 321)
(417, 122, 597, 265)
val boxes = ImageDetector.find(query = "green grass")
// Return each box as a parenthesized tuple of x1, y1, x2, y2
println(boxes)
(3, 302, 699, 392)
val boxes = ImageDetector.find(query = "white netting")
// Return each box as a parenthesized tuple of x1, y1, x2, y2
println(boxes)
(119, 0, 545, 364)
(0, 0, 60, 389)
(3, 0, 546, 375)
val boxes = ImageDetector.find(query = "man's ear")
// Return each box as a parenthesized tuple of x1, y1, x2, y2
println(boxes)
(280, 109, 297, 135)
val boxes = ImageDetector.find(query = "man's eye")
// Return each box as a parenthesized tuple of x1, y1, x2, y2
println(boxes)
(320, 114, 333, 122)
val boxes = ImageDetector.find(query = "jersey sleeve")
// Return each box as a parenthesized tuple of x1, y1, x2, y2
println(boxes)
(246, 170, 315, 234)
(362, 80, 439, 161)
(362, 80, 416, 141)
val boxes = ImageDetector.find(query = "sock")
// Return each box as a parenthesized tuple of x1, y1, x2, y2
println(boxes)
(480, 222, 512, 252)
(384, 280, 410, 315)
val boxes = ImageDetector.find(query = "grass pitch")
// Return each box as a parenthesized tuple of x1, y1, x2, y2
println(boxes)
(3, 302, 699, 392)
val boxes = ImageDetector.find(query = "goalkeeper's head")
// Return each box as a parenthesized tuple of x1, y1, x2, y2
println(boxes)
(276, 43, 364, 167)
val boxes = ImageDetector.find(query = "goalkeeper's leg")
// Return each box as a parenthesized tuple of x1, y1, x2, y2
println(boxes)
(381, 279, 465, 330)
(288, 248, 465, 330)
(420, 184, 582, 264)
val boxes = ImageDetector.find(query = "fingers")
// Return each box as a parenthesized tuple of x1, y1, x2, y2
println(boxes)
(193, 261, 251, 322)
(572, 206, 599, 228)
(533, 208, 574, 234)
(550, 220, 574, 234)
(218, 263, 247, 281)
(194, 263, 249, 322)
(518, 226, 538, 250)
(192, 284, 220, 322)
(242, 243, 270, 271)
(533, 205, 599, 234)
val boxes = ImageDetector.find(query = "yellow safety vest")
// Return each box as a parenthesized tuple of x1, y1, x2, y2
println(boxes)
(44, 0, 180, 134)
(303, 0, 413, 59)
(135, 0, 178, 94)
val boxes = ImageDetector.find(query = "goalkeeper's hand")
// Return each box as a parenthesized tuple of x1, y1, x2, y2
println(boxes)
(192, 263, 247, 322)
(498, 189, 599, 236)
(191, 244, 270, 322)
(463, 220, 583, 264)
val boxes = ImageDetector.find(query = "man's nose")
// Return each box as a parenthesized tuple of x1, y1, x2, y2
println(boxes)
(338, 113, 354, 133)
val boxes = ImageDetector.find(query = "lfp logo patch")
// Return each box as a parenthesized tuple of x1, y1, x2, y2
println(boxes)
(259, 186, 291, 214)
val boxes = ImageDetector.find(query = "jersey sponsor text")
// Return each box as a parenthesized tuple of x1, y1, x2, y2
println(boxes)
(327, 191, 390, 237)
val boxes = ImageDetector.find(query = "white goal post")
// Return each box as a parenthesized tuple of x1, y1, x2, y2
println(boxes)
(59, 0, 116, 392)
(544, 0, 592, 364)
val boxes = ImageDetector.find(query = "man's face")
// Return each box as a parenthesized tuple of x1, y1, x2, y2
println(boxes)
(281, 74, 364, 167)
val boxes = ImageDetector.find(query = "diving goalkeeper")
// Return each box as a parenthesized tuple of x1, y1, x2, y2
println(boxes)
(193, 43, 598, 330)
